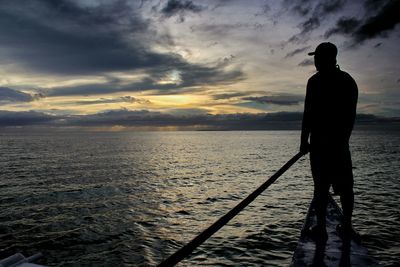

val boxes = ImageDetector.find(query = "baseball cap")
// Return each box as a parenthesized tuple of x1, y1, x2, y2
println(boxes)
(308, 42, 337, 58)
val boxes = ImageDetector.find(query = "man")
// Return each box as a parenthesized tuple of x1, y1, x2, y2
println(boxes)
(300, 42, 358, 239)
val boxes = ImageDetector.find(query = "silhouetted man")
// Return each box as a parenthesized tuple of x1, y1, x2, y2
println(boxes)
(300, 42, 358, 239)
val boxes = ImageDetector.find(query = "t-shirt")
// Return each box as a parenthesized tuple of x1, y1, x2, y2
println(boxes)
(303, 68, 358, 151)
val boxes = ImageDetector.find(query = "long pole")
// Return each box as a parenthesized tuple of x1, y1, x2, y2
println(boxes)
(158, 152, 304, 267)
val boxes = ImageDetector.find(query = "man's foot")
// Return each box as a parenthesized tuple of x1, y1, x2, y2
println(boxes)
(305, 225, 328, 241)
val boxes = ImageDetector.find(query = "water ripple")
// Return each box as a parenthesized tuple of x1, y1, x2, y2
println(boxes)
(0, 130, 399, 266)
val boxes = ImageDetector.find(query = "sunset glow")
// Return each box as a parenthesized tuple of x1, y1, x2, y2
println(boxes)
(0, 0, 399, 128)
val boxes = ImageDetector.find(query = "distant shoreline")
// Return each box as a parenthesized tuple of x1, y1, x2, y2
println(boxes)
(0, 122, 399, 132)
(0, 110, 399, 131)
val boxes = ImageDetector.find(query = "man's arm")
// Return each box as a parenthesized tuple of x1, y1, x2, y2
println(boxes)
(300, 80, 311, 154)
(345, 76, 358, 141)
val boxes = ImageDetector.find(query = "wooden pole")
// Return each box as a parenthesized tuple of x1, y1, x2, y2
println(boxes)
(158, 152, 304, 267)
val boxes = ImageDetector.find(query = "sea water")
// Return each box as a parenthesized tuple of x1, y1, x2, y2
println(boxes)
(0, 129, 399, 266)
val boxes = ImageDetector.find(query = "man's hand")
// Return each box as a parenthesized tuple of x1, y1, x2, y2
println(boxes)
(300, 142, 310, 155)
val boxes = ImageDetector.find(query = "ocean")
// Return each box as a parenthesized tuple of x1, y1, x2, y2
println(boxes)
(0, 129, 399, 266)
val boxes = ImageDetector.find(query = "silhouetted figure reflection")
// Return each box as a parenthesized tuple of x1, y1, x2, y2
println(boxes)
(339, 237, 352, 267)
(312, 237, 328, 267)
(300, 42, 358, 240)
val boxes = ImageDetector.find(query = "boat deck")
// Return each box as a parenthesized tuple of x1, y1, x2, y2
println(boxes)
(290, 194, 379, 267)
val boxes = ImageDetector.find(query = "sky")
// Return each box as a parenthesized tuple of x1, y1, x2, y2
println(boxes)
(0, 0, 399, 129)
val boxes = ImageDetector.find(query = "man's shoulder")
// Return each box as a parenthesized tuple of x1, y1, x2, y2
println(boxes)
(307, 72, 319, 83)
(338, 70, 358, 88)
(338, 69, 354, 80)
(308, 69, 356, 83)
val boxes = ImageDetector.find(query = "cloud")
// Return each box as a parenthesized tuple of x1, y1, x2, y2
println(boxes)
(283, 0, 346, 17)
(44, 75, 180, 97)
(354, 0, 400, 43)
(0, 0, 241, 94)
(0, 0, 157, 75)
(45, 66, 244, 97)
(288, 17, 320, 44)
(0, 0, 244, 97)
(301, 17, 320, 33)
(364, 0, 391, 14)
(0, 109, 396, 129)
(0, 110, 57, 126)
(282, 0, 312, 16)
(0, 109, 304, 129)
(166, 108, 209, 116)
(0, 87, 36, 103)
(298, 58, 314, 67)
(285, 46, 311, 58)
(317, 0, 346, 15)
(74, 96, 151, 105)
(190, 23, 257, 37)
(242, 94, 304, 106)
(254, 3, 271, 17)
(325, 1, 400, 45)
(285, 0, 346, 44)
(161, 0, 205, 22)
(211, 92, 252, 100)
(325, 17, 361, 38)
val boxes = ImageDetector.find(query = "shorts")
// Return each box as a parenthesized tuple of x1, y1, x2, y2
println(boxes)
(310, 147, 354, 195)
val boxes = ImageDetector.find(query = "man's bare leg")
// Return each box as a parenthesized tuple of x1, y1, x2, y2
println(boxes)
(340, 188, 354, 229)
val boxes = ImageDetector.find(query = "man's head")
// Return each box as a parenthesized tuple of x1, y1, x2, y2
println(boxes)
(308, 42, 337, 71)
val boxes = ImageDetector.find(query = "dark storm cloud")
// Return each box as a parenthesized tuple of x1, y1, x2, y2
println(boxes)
(0, 0, 159, 75)
(364, 0, 391, 14)
(325, 17, 361, 38)
(325, 0, 400, 45)
(0, 0, 242, 94)
(0, 110, 57, 126)
(45, 66, 244, 97)
(354, 0, 400, 43)
(283, 0, 346, 18)
(0, 87, 34, 103)
(161, 0, 205, 22)
(291, 5, 311, 17)
(243, 94, 304, 106)
(288, 17, 320, 44)
(0, 87, 43, 103)
(317, 0, 346, 15)
(285, 0, 346, 44)
(45, 77, 177, 97)
(283, 0, 346, 17)
(284, 46, 311, 58)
